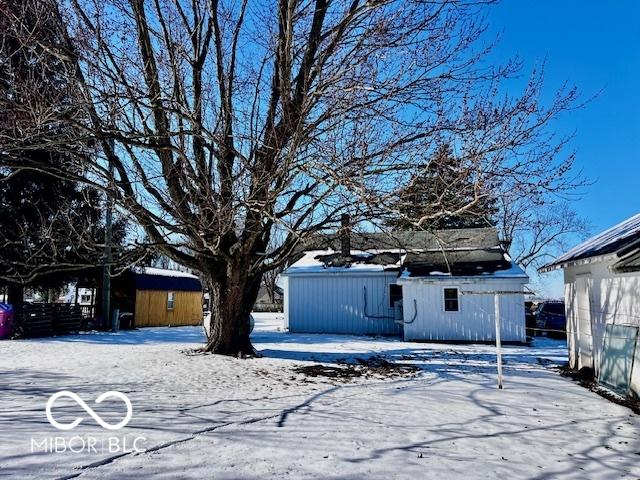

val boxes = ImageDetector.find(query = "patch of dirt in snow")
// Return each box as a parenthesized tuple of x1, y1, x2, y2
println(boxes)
(559, 366, 640, 415)
(294, 355, 419, 381)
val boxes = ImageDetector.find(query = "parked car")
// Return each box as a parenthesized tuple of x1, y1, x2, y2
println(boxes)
(525, 301, 537, 337)
(535, 301, 566, 339)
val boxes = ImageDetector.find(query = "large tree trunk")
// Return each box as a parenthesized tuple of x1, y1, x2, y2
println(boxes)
(204, 267, 262, 356)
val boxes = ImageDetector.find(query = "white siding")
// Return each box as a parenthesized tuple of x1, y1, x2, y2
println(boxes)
(282, 275, 290, 330)
(401, 278, 526, 342)
(284, 272, 401, 335)
(563, 258, 640, 374)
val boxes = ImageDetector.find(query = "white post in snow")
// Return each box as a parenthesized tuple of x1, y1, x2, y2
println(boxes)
(494, 293, 503, 389)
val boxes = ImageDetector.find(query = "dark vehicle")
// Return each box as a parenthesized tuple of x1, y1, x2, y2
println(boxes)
(525, 301, 537, 337)
(536, 301, 566, 339)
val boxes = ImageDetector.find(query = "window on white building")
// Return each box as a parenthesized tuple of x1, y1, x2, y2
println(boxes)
(443, 287, 459, 312)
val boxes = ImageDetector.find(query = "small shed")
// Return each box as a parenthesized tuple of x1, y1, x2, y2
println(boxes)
(541, 213, 640, 396)
(282, 228, 528, 342)
(117, 267, 203, 328)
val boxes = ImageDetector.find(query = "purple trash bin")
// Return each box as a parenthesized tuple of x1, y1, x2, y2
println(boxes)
(0, 304, 15, 339)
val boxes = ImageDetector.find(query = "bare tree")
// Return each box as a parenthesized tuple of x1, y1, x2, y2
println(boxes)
(1, 0, 583, 355)
(498, 198, 590, 270)
(261, 266, 282, 305)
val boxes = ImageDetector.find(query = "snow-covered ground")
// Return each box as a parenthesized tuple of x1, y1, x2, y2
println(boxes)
(1, 313, 638, 479)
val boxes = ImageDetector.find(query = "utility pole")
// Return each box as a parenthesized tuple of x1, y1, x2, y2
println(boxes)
(101, 138, 114, 331)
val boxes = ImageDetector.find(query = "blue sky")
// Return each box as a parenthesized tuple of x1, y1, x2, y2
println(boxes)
(487, 1, 639, 296)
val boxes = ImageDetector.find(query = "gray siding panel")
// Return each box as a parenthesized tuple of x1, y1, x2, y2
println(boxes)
(287, 273, 401, 335)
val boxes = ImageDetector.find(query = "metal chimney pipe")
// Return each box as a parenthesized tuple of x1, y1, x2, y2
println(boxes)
(341, 213, 351, 258)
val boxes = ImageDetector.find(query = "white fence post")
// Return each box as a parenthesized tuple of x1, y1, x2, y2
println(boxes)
(494, 293, 503, 389)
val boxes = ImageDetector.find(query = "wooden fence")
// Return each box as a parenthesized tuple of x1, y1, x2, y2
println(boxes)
(13, 303, 83, 339)
(253, 302, 283, 313)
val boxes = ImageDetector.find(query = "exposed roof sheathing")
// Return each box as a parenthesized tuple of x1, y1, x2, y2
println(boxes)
(403, 249, 517, 277)
(285, 228, 528, 279)
(300, 227, 499, 252)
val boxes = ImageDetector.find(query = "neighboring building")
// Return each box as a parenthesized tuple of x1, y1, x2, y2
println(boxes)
(74, 267, 204, 329)
(282, 228, 528, 342)
(60, 286, 95, 305)
(77, 288, 94, 305)
(121, 268, 204, 328)
(5, 268, 203, 335)
(540, 213, 640, 396)
(254, 285, 284, 311)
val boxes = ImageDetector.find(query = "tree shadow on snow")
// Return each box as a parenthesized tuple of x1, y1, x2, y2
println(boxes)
(10, 326, 207, 345)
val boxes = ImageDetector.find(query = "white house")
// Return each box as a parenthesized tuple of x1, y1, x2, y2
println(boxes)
(541, 213, 640, 396)
(282, 228, 529, 342)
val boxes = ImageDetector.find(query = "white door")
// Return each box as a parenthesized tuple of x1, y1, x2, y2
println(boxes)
(565, 282, 579, 369)
(576, 275, 593, 370)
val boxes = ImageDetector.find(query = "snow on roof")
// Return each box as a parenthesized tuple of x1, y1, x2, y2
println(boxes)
(133, 267, 202, 292)
(138, 267, 199, 279)
(541, 212, 640, 271)
(284, 249, 404, 274)
(487, 257, 528, 278)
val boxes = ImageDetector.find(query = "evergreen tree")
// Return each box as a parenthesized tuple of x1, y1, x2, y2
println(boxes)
(0, 0, 126, 304)
(388, 145, 497, 231)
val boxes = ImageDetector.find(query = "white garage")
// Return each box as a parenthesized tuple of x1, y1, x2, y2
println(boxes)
(541, 212, 640, 396)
